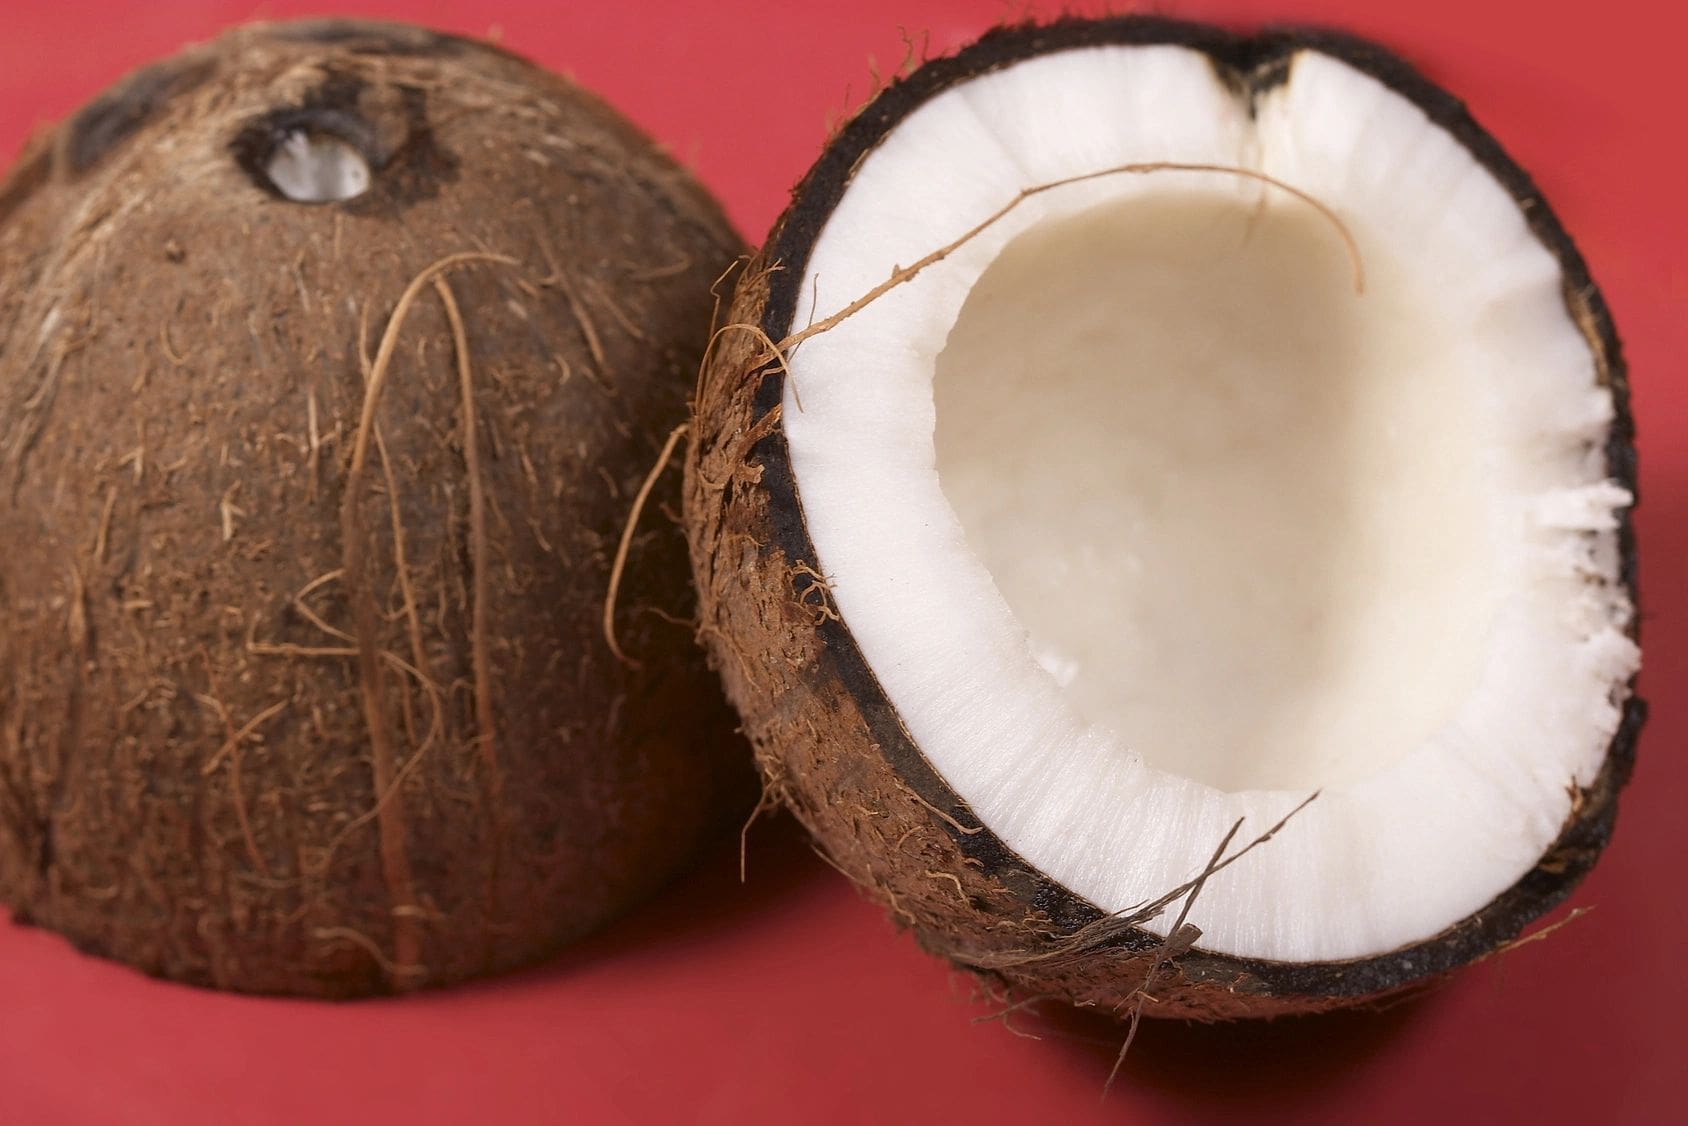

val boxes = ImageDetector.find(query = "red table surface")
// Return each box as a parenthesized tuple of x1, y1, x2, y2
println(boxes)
(1, 1, 1682, 1123)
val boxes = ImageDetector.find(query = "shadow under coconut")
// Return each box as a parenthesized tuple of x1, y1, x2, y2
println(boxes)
(1022, 986, 1442, 1108)
(0, 808, 834, 1001)
(482, 808, 834, 987)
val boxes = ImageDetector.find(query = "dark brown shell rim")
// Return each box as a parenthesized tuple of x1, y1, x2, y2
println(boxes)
(746, 15, 1644, 999)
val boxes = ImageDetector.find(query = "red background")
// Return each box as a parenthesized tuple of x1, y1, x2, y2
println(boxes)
(1, 1, 1682, 1123)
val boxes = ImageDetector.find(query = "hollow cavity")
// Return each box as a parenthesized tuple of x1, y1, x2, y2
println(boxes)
(933, 191, 1498, 791)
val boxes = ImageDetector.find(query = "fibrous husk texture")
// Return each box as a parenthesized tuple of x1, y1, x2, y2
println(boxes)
(0, 19, 751, 996)
(683, 16, 1643, 1021)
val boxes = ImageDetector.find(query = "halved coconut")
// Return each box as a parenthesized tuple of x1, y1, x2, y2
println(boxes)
(0, 19, 750, 996)
(686, 17, 1643, 1018)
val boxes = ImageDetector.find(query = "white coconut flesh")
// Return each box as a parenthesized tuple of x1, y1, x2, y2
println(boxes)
(263, 129, 371, 202)
(782, 45, 1639, 962)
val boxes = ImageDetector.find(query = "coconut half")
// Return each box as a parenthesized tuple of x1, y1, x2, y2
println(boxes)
(0, 19, 750, 996)
(687, 17, 1643, 1017)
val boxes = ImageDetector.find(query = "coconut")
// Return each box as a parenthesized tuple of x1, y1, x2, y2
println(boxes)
(686, 16, 1643, 1019)
(0, 19, 751, 996)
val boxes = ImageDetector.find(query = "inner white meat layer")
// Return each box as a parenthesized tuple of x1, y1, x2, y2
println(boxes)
(782, 45, 1638, 962)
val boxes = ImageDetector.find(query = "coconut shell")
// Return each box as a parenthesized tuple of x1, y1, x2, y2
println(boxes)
(684, 16, 1643, 1019)
(0, 19, 751, 996)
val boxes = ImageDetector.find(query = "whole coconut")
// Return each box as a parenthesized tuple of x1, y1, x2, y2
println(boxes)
(0, 19, 749, 996)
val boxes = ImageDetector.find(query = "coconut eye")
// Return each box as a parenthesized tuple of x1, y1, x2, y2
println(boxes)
(261, 128, 370, 202)
(231, 98, 385, 205)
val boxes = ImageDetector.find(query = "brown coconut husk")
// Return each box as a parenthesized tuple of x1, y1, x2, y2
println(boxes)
(0, 18, 752, 996)
(682, 16, 1643, 1020)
